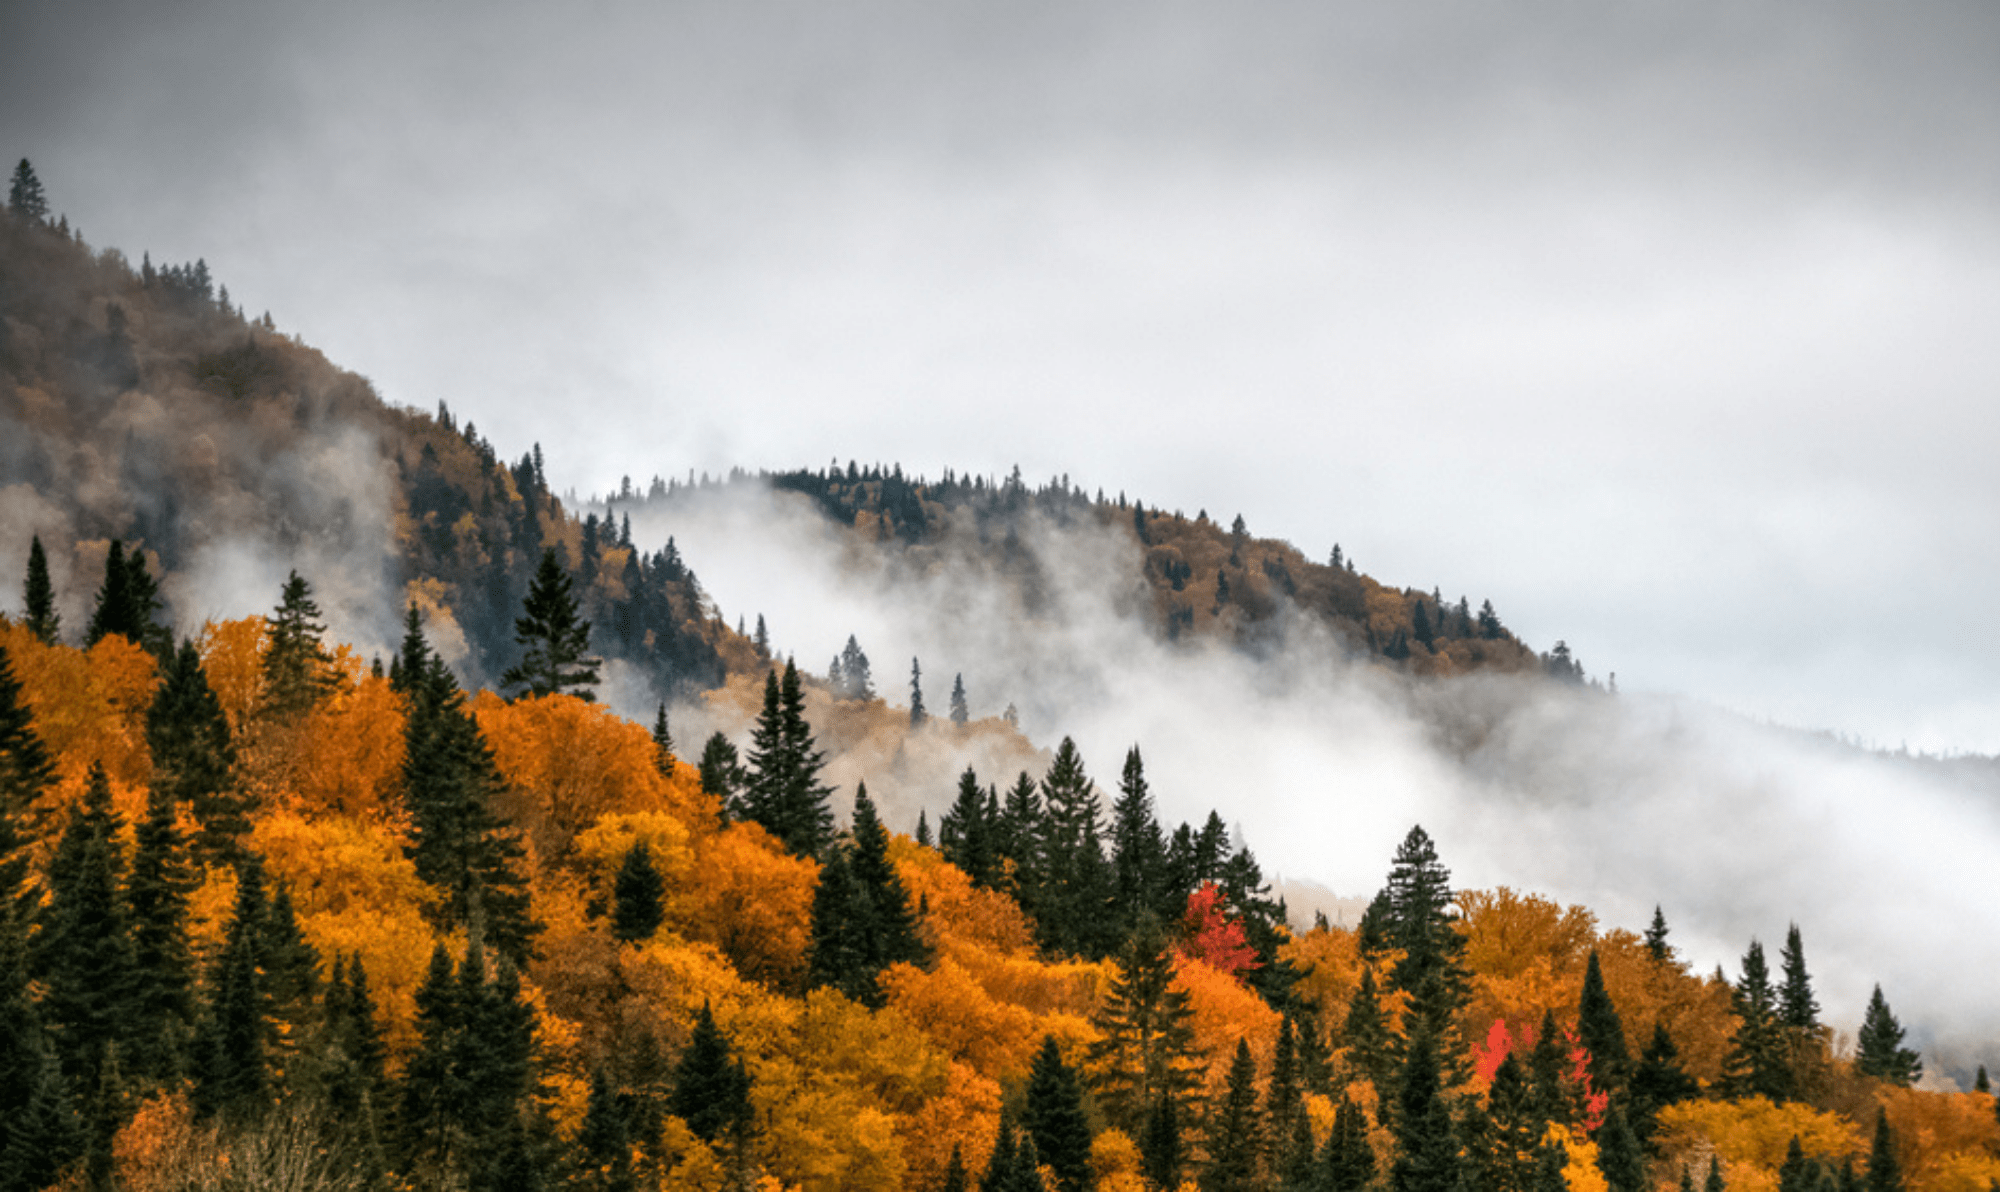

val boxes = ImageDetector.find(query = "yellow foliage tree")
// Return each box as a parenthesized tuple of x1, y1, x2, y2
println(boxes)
(1876, 1086, 2000, 1191)
(199, 617, 267, 739)
(1175, 954, 1281, 1089)
(1653, 1097, 1864, 1191)
(682, 821, 818, 992)
(0, 624, 157, 820)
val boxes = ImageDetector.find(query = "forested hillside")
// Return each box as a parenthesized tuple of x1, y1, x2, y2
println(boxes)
(5, 160, 1998, 1191)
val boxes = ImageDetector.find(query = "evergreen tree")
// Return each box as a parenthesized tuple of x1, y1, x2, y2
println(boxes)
(1317, 1098, 1376, 1190)
(1778, 924, 1820, 1031)
(262, 571, 338, 716)
(611, 842, 666, 944)
(0, 644, 55, 918)
(321, 952, 390, 1122)
(398, 944, 471, 1184)
(1341, 964, 1398, 1090)
(847, 783, 927, 966)
(457, 948, 545, 1190)
(1704, 1154, 1725, 1190)
(148, 638, 245, 864)
(808, 786, 927, 1006)
(1140, 1088, 1184, 1191)
(668, 1001, 752, 1148)
(0, 1053, 83, 1189)
(1577, 949, 1630, 1094)
(1597, 1101, 1646, 1190)
(981, 1110, 1042, 1192)
(1644, 906, 1673, 962)
(1277, 1105, 1316, 1190)
(1036, 737, 1112, 959)
(1628, 1022, 1700, 1147)
(1200, 1037, 1267, 1191)
(697, 731, 742, 811)
(191, 855, 268, 1120)
(651, 703, 675, 773)
(1722, 939, 1789, 1100)
(939, 765, 997, 887)
(914, 809, 931, 848)
(574, 1068, 633, 1189)
(401, 616, 541, 961)
(836, 634, 874, 701)
(1389, 1022, 1460, 1191)
(806, 845, 873, 1001)
(1855, 985, 1922, 1086)
(995, 770, 1044, 893)
(1863, 1108, 1902, 1191)
(124, 782, 196, 1083)
(35, 765, 136, 1089)
(1023, 1035, 1093, 1191)
(739, 662, 835, 858)
(8, 159, 49, 223)
(949, 672, 969, 725)
(1266, 1012, 1303, 1147)
(1377, 826, 1470, 1070)
(22, 536, 59, 644)
(752, 614, 769, 659)
(939, 1141, 968, 1191)
(1108, 745, 1166, 938)
(1474, 1051, 1544, 1190)
(1088, 917, 1200, 1134)
(501, 549, 602, 701)
(1293, 1009, 1334, 1095)
(85, 540, 166, 653)
(908, 658, 926, 726)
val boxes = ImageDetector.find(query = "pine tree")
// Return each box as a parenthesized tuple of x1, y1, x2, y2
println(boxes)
(611, 843, 666, 943)
(1644, 906, 1673, 962)
(1704, 1154, 1725, 1190)
(806, 844, 872, 1001)
(262, 571, 338, 716)
(1317, 1098, 1376, 1190)
(148, 638, 246, 864)
(1473, 1051, 1544, 1189)
(1036, 737, 1112, 959)
(994, 770, 1043, 895)
(1855, 985, 1922, 1086)
(8, 159, 49, 223)
(0, 643, 56, 916)
(940, 1141, 968, 1191)
(35, 765, 136, 1089)
(501, 549, 602, 700)
(740, 662, 835, 858)
(191, 855, 268, 1120)
(752, 614, 769, 659)
(1088, 917, 1200, 1136)
(574, 1068, 633, 1188)
(1628, 1022, 1699, 1147)
(1267, 1012, 1303, 1147)
(914, 810, 932, 848)
(0, 1053, 83, 1189)
(981, 1110, 1042, 1191)
(1863, 1108, 1902, 1191)
(697, 731, 742, 811)
(1597, 1101, 1646, 1191)
(1023, 1035, 1093, 1191)
(457, 949, 545, 1190)
(939, 765, 994, 886)
(1722, 939, 1789, 1100)
(1140, 1088, 1183, 1190)
(651, 703, 675, 773)
(397, 944, 470, 1184)
(1341, 964, 1398, 1090)
(1201, 1037, 1267, 1190)
(908, 658, 926, 727)
(1108, 745, 1165, 939)
(1390, 1021, 1460, 1191)
(85, 540, 166, 653)
(1377, 826, 1470, 1070)
(949, 673, 968, 725)
(124, 783, 196, 1083)
(1778, 924, 1819, 1031)
(848, 783, 927, 969)
(21, 536, 59, 644)
(668, 1001, 752, 1147)
(836, 634, 873, 701)
(1577, 949, 1630, 1094)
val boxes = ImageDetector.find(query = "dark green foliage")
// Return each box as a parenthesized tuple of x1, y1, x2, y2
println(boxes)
(612, 842, 667, 944)
(575, 1068, 634, 1188)
(397, 941, 545, 1188)
(1778, 1135, 1809, 1190)
(1971, 1065, 1988, 1093)
(1293, 1009, 1333, 1095)
(1035, 737, 1113, 960)
(1722, 939, 1790, 1100)
(124, 783, 195, 1082)
(0, 1052, 83, 1189)
(981, 1110, 1042, 1192)
(1389, 1022, 1460, 1191)
(1277, 1105, 1315, 1190)
(1778, 924, 1820, 1031)
(259, 881, 320, 1067)
(668, 1001, 752, 1146)
(1341, 964, 1398, 1090)
(652, 702, 675, 772)
(847, 784, 928, 967)
(807, 845, 872, 1001)
(321, 952, 390, 1119)
(1108, 745, 1167, 937)
(1645, 906, 1673, 962)
(1200, 1037, 1266, 1191)
(1629, 1021, 1700, 1146)
(149, 638, 246, 864)
(1855, 985, 1922, 1086)
(949, 672, 968, 725)
(400, 616, 541, 960)
(1578, 949, 1630, 1093)
(1023, 1035, 1093, 1191)
(940, 765, 997, 888)
(1597, 1101, 1646, 1190)
(262, 570, 337, 716)
(1377, 826, 1470, 1070)
(35, 765, 135, 1088)
(1088, 917, 1199, 1135)
(0, 900, 53, 1183)
(1317, 1098, 1376, 1191)
(1705, 1153, 1725, 1190)
(1527, 1008, 1582, 1130)
(834, 634, 874, 702)
(808, 786, 928, 1007)
(502, 548, 602, 701)
(1864, 1108, 1902, 1191)
(1266, 1012, 1303, 1146)
(1139, 1088, 1183, 1190)
(85, 539, 167, 654)
(8, 159, 49, 223)
(908, 657, 926, 726)
(697, 731, 742, 810)
(995, 770, 1043, 892)
(191, 855, 268, 1119)
(22, 536, 58, 644)
(740, 662, 836, 858)
(1470, 1050, 1544, 1190)
(0, 644, 55, 915)
(914, 809, 931, 848)
(940, 1141, 968, 1191)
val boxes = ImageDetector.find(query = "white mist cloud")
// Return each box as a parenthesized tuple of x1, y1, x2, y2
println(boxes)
(631, 481, 2000, 1083)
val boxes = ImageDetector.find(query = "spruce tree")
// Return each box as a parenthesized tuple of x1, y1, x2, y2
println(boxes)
(847, 782, 927, 972)
(1341, 964, 1398, 1090)
(914, 810, 931, 847)
(949, 672, 968, 725)
(806, 845, 873, 1002)
(35, 765, 136, 1089)
(1390, 1020, 1460, 1190)
(22, 536, 59, 644)
(0, 644, 56, 915)
(1023, 1035, 1093, 1191)
(1108, 745, 1166, 938)
(1855, 985, 1922, 1086)
(940, 1141, 968, 1191)
(1644, 906, 1673, 962)
(1378, 826, 1470, 1068)
(1036, 737, 1112, 959)
(1475, 1051, 1544, 1189)
(574, 1068, 633, 1188)
(752, 614, 769, 659)
(1778, 924, 1819, 1031)
(1863, 1108, 1902, 1191)
(1088, 917, 1199, 1134)
(939, 765, 996, 887)
(262, 571, 338, 716)
(668, 1001, 752, 1146)
(460, 952, 543, 1190)
(1200, 1037, 1267, 1191)
(651, 703, 675, 773)
(8, 159, 49, 223)
(397, 944, 470, 1184)
(611, 842, 666, 943)
(697, 731, 742, 812)
(1577, 949, 1630, 1094)
(1704, 1153, 1725, 1190)
(0, 1053, 83, 1189)
(148, 638, 245, 864)
(1266, 1012, 1303, 1146)
(981, 1110, 1042, 1192)
(124, 783, 196, 1083)
(1317, 1098, 1376, 1191)
(1140, 1088, 1183, 1190)
(1721, 939, 1789, 1100)
(501, 549, 602, 701)
(1628, 1022, 1699, 1146)
(995, 770, 1044, 895)
(908, 658, 926, 727)
(85, 540, 166, 653)
(836, 635, 873, 701)
(739, 662, 835, 858)
(1597, 1101, 1646, 1190)
(191, 855, 268, 1120)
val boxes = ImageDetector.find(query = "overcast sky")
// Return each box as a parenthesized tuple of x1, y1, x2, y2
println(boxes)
(6, 0, 1999, 752)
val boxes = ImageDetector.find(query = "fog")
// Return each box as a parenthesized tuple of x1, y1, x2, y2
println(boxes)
(630, 480, 2000, 1084)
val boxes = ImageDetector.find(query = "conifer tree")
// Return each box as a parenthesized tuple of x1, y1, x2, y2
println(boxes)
(1024, 1035, 1093, 1191)
(1722, 939, 1789, 1100)
(611, 842, 666, 944)
(908, 658, 926, 726)
(502, 549, 602, 701)
(0, 644, 55, 918)
(1863, 1108, 1902, 1191)
(1108, 745, 1166, 936)
(1317, 1098, 1376, 1190)
(1267, 1012, 1303, 1147)
(85, 540, 166, 654)
(1341, 964, 1398, 1090)
(1201, 1037, 1267, 1191)
(847, 783, 927, 969)
(1577, 948, 1630, 1094)
(35, 764, 136, 1089)
(1473, 1051, 1544, 1189)
(752, 614, 769, 658)
(914, 809, 931, 847)
(1389, 1021, 1460, 1191)
(321, 952, 389, 1121)
(668, 1001, 752, 1148)
(148, 638, 245, 864)
(1628, 1021, 1699, 1146)
(1376, 826, 1470, 1074)
(1704, 1153, 1725, 1190)
(1855, 985, 1922, 1086)
(457, 948, 545, 1190)
(0, 1053, 83, 1189)
(262, 570, 337, 716)
(1088, 917, 1199, 1135)
(1140, 1088, 1183, 1190)
(22, 536, 58, 644)
(1597, 1101, 1646, 1190)
(124, 783, 195, 1083)
(939, 765, 997, 887)
(806, 844, 871, 1001)
(836, 635, 873, 701)
(939, 1141, 968, 1191)
(1778, 924, 1820, 1031)
(191, 855, 269, 1120)
(574, 1068, 633, 1189)
(697, 731, 742, 811)
(949, 672, 968, 725)
(8, 159, 49, 223)
(1645, 905, 1673, 962)
(740, 662, 835, 858)
(1036, 737, 1112, 959)
(995, 769, 1044, 892)
(981, 1110, 1042, 1191)
(651, 702, 675, 772)
(397, 944, 470, 1183)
